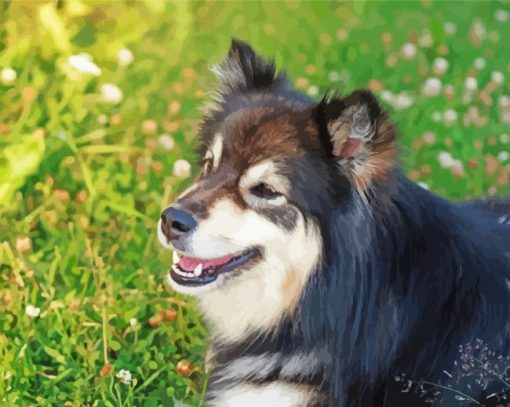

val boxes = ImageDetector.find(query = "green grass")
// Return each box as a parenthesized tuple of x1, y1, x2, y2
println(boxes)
(1, 0, 509, 405)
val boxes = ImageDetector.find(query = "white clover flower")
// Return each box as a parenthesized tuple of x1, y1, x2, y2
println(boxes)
(433, 58, 449, 75)
(1, 67, 17, 85)
(491, 71, 504, 85)
(443, 109, 458, 125)
(418, 182, 430, 190)
(394, 93, 414, 110)
(25, 305, 40, 318)
(438, 152, 463, 171)
(498, 151, 509, 162)
(307, 85, 319, 96)
(495, 9, 509, 22)
(68, 54, 101, 76)
(401, 43, 417, 60)
(328, 72, 340, 82)
(422, 77, 442, 96)
(473, 57, 486, 70)
(116, 369, 132, 385)
(500, 133, 509, 143)
(129, 318, 138, 327)
(100, 84, 123, 104)
(117, 48, 134, 67)
(438, 151, 455, 168)
(158, 134, 175, 150)
(173, 159, 191, 178)
(444, 22, 456, 34)
(464, 77, 478, 91)
(380, 90, 393, 103)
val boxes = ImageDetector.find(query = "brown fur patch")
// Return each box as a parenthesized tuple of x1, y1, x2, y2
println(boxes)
(223, 108, 318, 167)
(352, 116, 397, 194)
(281, 270, 306, 318)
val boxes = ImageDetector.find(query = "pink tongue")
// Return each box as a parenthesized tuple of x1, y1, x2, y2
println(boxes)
(178, 254, 235, 272)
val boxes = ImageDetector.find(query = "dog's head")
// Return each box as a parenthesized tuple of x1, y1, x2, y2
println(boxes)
(158, 40, 397, 338)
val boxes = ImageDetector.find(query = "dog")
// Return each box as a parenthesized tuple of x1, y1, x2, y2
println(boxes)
(158, 40, 510, 406)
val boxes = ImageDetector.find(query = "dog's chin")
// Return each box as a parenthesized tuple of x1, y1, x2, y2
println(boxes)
(166, 248, 261, 296)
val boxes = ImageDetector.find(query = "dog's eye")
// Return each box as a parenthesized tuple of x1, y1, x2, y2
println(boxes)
(249, 183, 282, 200)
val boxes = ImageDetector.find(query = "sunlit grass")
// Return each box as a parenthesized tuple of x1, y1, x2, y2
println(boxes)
(0, 1, 509, 405)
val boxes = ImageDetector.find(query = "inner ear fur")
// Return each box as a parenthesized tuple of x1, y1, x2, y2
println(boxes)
(316, 89, 398, 193)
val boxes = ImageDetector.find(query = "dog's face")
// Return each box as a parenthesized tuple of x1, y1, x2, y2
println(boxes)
(158, 40, 396, 340)
(159, 105, 325, 297)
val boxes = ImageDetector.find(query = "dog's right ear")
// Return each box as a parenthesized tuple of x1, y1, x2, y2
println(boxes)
(212, 39, 282, 93)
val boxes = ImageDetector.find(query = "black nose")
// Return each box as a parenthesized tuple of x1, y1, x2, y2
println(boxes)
(160, 206, 197, 240)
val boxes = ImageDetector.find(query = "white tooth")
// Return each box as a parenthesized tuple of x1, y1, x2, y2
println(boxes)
(194, 263, 203, 277)
(172, 251, 180, 264)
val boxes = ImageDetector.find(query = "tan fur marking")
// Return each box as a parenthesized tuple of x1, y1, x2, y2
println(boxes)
(281, 270, 305, 318)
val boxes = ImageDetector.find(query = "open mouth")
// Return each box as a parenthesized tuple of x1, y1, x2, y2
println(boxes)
(169, 249, 260, 287)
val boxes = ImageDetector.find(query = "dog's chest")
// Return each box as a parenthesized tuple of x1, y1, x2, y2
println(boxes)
(206, 348, 328, 406)
(207, 382, 320, 407)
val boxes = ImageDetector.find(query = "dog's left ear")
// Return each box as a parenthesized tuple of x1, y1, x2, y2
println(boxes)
(316, 89, 397, 191)
(213, 39, 283, 93)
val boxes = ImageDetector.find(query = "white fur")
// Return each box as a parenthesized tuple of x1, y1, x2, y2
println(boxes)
(210, 133, 223, 170)
(214, 353, 281, 384)
(189, 199, 285, 257)
(208, 383, 315, 407)
(157, 219, 172, 249)
(210, 60, 246, 90)
(240, 160, 291, 202)
(215, 350, 324, 384)
(280, 351, 323, 379)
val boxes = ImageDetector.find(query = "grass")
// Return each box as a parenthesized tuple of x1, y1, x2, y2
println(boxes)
(1, 1, 509, 405)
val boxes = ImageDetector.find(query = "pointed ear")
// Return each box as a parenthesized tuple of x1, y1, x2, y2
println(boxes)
(316, 90, 398, 191)
(213, 39, 282, 92)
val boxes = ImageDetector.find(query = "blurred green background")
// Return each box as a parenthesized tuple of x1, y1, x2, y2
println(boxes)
(1, 0, 509, 405)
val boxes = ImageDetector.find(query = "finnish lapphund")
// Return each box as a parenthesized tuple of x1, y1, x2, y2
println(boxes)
(158, 40, 510, 406)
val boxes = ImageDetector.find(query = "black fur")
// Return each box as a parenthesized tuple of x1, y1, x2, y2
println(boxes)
(202, 40, 510, 406)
